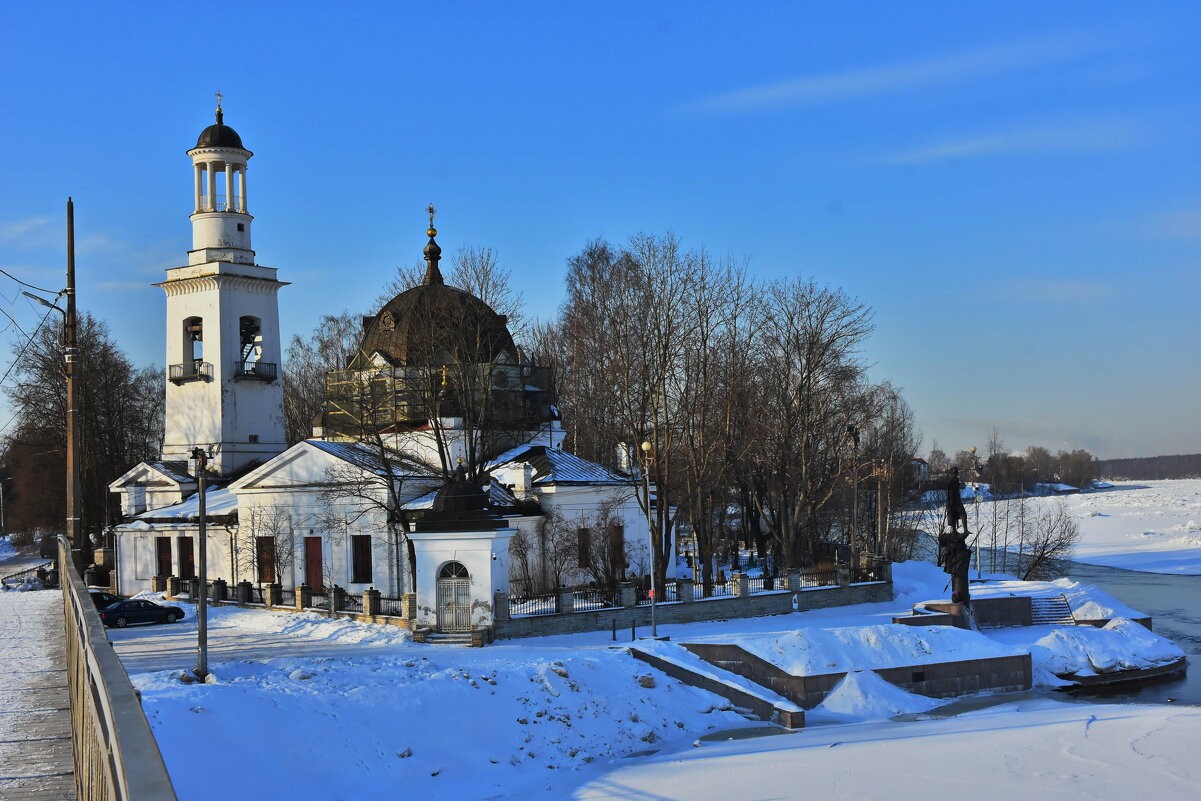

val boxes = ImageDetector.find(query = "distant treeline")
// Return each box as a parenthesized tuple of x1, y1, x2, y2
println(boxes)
(1097, 454, 1201, 480)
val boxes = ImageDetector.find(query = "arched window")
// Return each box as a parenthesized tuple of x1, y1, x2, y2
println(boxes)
(184, 316, 203, 362)
(438, 561, 469, 579)
(239, 316, 262, 366)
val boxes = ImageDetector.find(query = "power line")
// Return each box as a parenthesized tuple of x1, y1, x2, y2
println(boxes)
(0, 268, 58, 295)
(0, 304, 60, 438)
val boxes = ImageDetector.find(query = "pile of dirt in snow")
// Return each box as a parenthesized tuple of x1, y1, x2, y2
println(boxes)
(1030, 618, 1185, 678)
(809, 670, 942, 722)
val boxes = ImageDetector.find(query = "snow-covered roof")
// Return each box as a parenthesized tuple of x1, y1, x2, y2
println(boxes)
(306, 440, 423, 477)
(108, 459, 198, 491)
(133, 487, 238, 522)
(488, 444, 630, 486)
(401, 481, 534, 513)
(151, 461, 194, 483)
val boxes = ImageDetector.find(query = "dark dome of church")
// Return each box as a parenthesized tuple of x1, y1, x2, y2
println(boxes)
(356, 282, 515, 368)
(195, 109, 244, 149)
(415, 468, 508, 532)
(353, 224, 515, 369)
(431, 473, 489, 514)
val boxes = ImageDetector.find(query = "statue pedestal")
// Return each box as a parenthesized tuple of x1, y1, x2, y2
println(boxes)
(922, 601, 974, 629)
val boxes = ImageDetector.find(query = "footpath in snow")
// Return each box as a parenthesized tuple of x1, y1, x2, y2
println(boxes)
(0, 589, 76, 797)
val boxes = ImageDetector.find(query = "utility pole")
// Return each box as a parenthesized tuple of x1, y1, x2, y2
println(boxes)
(65, 198, 84, 574)
(640, 440, 657, 638)
(192, 448, 209, 680)
(876, 462, 886, 558)
(846, 425, 860, 567)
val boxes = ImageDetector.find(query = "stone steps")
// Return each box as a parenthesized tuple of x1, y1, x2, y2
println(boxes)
(1030, 596, 1075, 625)
(421, 632, 474, 645)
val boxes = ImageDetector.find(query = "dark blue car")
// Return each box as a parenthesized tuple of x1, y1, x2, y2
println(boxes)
(99, 599, 185, 628)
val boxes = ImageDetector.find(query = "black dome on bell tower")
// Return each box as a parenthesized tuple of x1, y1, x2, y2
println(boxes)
(195, 107, 244, 149)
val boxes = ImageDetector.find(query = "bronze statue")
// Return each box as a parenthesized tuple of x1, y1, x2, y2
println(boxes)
(946, 466, 969, 534)
(939, 467, 972, 604)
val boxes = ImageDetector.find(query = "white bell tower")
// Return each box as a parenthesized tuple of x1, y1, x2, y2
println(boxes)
(157, 98, 287, 476)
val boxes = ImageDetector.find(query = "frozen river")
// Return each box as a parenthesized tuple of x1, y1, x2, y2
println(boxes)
(1063, 560, 1199, 705)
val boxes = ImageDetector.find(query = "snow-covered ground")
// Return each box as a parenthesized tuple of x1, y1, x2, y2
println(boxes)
(559, 700, 1201, 801)
(1066, 480, 1201, 574)
(981, 479, 1201, 574)
(108, 560, 1195, 800)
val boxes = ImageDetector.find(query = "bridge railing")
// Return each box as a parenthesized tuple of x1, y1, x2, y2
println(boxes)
(59, 536, 178, 800)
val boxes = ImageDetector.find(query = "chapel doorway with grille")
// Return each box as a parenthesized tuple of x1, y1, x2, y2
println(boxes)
(436, 561, 472, 633)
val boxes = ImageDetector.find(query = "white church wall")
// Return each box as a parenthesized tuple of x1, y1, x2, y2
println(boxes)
(113, 523, 235, 596)
(535, 484, 671, 585)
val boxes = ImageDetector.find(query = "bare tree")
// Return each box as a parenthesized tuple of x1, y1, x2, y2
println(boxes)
(3, 312, 162, 540)
(1022, 500, 1080, 579)
(749, 278, 874, 569)
(537, 508, 583, 592)
(573, 494, 634, 590)
(926, 442, 949, 474)
(281, 312, 361, 446)
(236, 504, 298, 587)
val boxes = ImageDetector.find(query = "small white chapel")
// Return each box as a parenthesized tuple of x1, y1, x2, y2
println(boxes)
(108, 104, 668, 636)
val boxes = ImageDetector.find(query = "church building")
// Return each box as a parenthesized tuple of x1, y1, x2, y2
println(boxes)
(108, 105, 669, 637)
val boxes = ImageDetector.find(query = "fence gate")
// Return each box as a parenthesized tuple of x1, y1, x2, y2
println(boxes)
(436, 561, 472, 633)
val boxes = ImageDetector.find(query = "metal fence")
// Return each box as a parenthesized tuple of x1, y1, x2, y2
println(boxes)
(694, 579, 733, 599)
(306, 593, 330, 611)
(573, 587, 620, 611)
(850, 565, 882, 583)
(797, 570, 838, 589)
(378, 595, 406, 617)
(0, 560, 54, 588)
(341, 593, 364, 614)
(746, 575, 781, 594)
(509, 591, 559, 617)
(59, 536, 179, 800)
(275, 588, 297, 607)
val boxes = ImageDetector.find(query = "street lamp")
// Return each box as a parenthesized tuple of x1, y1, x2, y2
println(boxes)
(640, 440, 657, 638)
(191, 447, 211, 680)
(970, 445, 982, 578)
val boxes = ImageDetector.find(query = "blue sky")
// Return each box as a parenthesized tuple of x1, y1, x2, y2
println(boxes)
(0, 1, 1197, 459)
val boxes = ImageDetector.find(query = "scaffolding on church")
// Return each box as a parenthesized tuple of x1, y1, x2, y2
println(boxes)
(322, 361, 556, 441)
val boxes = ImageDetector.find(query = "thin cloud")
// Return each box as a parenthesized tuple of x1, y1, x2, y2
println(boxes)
(0, 216, 51, 244)
(885, 120, 1137, 164)
(679, 31, 1105, 116)
(993, 278, 1114, 304)
(1133, 206, 1201, 240)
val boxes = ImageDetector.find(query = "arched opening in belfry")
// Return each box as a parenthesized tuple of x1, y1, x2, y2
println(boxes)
(184, 316, 204, 363)
(239, 316, 262, 367)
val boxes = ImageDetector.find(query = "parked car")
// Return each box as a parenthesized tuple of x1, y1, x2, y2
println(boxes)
(88, 590, 122, 610)
(99, 599, 185, 628)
